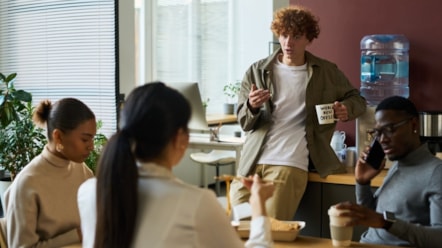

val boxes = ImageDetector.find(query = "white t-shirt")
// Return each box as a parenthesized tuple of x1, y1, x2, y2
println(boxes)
(257, 59, 309, 171)
(78, 162, 272, 248)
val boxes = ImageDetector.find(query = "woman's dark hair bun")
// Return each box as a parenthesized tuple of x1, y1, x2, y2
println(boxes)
(32, 99, 52, 128)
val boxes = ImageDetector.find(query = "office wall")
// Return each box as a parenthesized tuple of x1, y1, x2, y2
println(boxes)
(290, 0, 442, 145)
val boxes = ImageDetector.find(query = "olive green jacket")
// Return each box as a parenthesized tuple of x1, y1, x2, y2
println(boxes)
(236, 49, 367, 178)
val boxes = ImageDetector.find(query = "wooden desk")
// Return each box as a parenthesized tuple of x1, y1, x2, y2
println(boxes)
(273, 236, 399, 248)
(308, 166, 387, 187)
(61, 244, 81, 248)
(63, 236, 400, 248)
(206, 113, 237, 125)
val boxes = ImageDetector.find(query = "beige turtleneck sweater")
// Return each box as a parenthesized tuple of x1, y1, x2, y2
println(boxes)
(4, 145, 93, 248)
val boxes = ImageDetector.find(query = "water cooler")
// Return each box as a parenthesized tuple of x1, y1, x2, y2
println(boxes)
(356, 34, 410, 164)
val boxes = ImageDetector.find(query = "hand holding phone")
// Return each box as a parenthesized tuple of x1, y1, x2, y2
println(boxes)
(365, 139, 385, 170)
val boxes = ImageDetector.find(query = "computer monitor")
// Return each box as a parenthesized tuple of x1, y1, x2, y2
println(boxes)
(166, 82, 209, 131)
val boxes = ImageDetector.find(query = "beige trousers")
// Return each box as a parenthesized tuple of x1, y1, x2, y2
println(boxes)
(230, 164, 308, 220)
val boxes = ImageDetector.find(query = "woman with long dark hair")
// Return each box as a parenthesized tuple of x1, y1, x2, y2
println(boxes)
(78, 82, 274, 248)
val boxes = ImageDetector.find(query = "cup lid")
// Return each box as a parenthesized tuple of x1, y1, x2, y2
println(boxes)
(328, 205, 349, 216)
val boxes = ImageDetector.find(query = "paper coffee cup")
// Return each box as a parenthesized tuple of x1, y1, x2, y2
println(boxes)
(344, 147, 357, 167)
(315, 103, 336, 125)
(328, 205, 353, 247)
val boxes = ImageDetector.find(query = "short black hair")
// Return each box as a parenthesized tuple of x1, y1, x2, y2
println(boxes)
(375, 96, 418, 117)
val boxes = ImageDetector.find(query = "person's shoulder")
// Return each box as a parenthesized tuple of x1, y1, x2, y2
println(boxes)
(423, 150, 442, 167)
(426, 159, 442, 187)
(77, 163, 94, 178)
(79, 177, 96, 191)
(174, 180, 219, 201)
(306, 51, 338, 68)
(77, 178, 96, 201)
(11, 155, 44, 185)
(417, 153, 442, 179)
(249, 56, 273, 69)
(248, 50, 280, 70)
(430, 157, 442, 172)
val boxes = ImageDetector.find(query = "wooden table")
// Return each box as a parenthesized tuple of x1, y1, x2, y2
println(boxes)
(64, 235, 400, 248)
(273, 236, 399, 248)
(308, 166, 387, 187)
(61, 244, 81, 248)
(206, 113, 237, 125)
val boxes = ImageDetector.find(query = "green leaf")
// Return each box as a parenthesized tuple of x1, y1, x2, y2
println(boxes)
(12, 90, 32, 102)
(5, 73, 17, 83)
(7, 80, 14, 89)
(0, 103, 15, 127)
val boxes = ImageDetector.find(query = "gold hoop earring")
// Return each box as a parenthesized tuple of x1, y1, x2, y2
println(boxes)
(56, 143, 64, 152)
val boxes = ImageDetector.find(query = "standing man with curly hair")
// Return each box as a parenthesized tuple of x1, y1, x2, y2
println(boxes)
(230, 5, 366, 220)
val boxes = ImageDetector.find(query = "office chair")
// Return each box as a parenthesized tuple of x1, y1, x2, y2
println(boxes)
(189, 125, 241, 195)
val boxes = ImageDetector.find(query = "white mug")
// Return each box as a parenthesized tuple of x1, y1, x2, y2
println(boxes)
(315, 103, 336, 125)
(331, 131, 346, 151)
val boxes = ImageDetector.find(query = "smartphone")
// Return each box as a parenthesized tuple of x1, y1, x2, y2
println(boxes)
(365, 139, 385, 170)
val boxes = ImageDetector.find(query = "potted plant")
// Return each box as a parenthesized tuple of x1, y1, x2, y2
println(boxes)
(223, 81, 241, 114)
(202, 97, 210, 110)
(0, 72, 46, 210)
(0, 73, 46, 181)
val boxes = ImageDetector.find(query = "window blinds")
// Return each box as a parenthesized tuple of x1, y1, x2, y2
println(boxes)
(0, 0, 117, 136)
(152, 0, 229, 114)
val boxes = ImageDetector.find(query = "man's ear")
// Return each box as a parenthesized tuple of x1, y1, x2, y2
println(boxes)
(411, 117, 419, 134)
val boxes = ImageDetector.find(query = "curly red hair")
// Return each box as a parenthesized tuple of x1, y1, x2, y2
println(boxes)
(271, 5, 320, 42)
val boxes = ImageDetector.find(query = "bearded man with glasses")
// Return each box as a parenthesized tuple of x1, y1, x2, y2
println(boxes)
(334, 96, 442, 248)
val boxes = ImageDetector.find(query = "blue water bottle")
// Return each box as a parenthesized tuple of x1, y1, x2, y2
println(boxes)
(360, 34, 409, 106)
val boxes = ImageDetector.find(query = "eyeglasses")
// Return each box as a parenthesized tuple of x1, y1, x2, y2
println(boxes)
(368, 117, 413, 141)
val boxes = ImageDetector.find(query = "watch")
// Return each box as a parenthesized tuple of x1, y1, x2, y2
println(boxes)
(383, 211, 396, 230)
